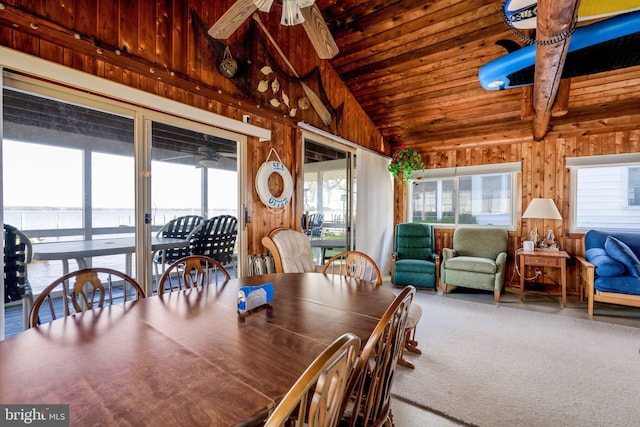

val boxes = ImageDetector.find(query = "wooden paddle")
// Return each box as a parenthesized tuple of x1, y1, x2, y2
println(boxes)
(252, 13, 333, 126)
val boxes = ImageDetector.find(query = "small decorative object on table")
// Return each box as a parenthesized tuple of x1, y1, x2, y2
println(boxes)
(237, 282, 274, 314)
(528, 227, 539, 246)
(546, 229, 556, 246)
(538, 229, 559, 251)
(388, 146, 424, 184)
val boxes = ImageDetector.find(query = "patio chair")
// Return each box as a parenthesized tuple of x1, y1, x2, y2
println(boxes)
(188, 215, 238, 273)
(3, 224, 34, 331)
(304, 213, 324, 239)
(340, 286, 415, 427)
(263, 333, 360, 427)
(29, 267, 145, 328)
(153, 215, 205, 281)
(157, 255, 230, 295)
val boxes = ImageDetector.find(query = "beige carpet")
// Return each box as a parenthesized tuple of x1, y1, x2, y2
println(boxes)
(392, 293, 640, 427)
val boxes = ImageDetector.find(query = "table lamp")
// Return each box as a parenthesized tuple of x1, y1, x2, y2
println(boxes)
(522, 198, 562, 248)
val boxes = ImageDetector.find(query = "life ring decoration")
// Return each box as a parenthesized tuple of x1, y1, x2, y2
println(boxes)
(255, 148, 293, 211)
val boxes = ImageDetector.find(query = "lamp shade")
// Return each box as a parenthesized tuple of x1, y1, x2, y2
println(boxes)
(522, 198, 562, 220)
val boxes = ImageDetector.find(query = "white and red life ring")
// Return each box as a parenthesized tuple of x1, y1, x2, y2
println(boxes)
(255, 150, 293, 210)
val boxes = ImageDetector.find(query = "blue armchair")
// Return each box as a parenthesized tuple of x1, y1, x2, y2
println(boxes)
(391, 223, 439, 289)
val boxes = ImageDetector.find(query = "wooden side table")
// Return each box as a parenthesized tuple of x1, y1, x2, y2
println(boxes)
(519, 249, 571, 307)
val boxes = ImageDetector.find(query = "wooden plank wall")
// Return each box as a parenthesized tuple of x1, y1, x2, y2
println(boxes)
(396, 127, 640, 295)
(0, 0, 387, 255)
(1, 0, 639, 296)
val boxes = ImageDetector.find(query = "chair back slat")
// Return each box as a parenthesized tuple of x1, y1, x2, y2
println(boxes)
(264, 333, 360, 427)
(29, 268, 145, 328)
(189, 215, 238, 265)
(3, 224, 32, 303)
(157, 215, 205, 263)
(322, 251, 382, 286)
(341, 286, 415, 426)
(304, 213, 324, 239)
(157, 255, 230, 295)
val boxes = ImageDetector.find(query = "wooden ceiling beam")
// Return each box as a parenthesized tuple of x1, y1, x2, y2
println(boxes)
(532, 0, 580, 140)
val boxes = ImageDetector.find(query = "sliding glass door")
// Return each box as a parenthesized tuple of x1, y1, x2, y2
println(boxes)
(303, 138, 354, 263)
(1, 73, 243, 338)
(150, 121, 239, 283)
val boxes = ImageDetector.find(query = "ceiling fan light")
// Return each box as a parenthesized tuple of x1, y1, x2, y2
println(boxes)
(281, 0, 304, 26)
(198, 158, 220, 168)
(253, 0, 274, 13)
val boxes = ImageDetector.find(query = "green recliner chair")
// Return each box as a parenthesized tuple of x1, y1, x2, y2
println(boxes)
(391, 223, 439, 289)
(441, 227, 508, 302)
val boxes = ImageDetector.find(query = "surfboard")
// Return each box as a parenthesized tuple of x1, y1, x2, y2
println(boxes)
(478, 10, 640, 91)
(504, 0, 640, 29)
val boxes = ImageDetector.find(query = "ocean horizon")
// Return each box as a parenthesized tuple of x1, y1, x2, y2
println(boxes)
(4, 207, 235, 236)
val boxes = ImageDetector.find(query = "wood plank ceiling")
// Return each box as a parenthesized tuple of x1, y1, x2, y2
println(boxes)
(317, 0, 640, 149)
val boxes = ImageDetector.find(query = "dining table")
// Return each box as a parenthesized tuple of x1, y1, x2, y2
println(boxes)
(0, 272, 395, 426)
(32, 236, 189, 276)
(310, 238, 347, 263)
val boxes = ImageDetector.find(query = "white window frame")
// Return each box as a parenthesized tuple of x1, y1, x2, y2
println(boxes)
(408, 162, 520, 230)
(567, 153, 640, 233)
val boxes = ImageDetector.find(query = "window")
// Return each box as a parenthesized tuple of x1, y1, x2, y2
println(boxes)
(568, 153, 640, 231)
(2, 73, 242, 302)
(409, 163, 520, 228)
(629, 167, 640, 207)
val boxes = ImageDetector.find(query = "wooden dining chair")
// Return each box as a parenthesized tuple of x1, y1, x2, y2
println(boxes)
(322, 251, 422, 369)
(321, 250, 382, 285)
(264, 333, 361, 427)
(157, 255, 230, 295)
(340, 286, 415, 427)
(29, 267, 145, 328)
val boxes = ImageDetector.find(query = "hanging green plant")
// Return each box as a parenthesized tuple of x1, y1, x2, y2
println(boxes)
(388, 146, 424, 184)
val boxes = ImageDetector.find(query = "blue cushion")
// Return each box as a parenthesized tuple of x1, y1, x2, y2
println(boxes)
(595, 275, 640, 295)
(585, 248, 626, 277)
(604, 236, 640, 278)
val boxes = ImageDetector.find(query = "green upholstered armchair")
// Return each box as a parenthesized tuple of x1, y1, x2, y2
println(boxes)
(391, 223, 439, 289)
(441, 227, 508, 302)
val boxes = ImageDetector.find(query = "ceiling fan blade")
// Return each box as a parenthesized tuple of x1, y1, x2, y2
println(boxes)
(300, 4, 339, 59)
(160, 154, 192, 161)
(208, 0, 258, 39)
(218, 152, 238, 158)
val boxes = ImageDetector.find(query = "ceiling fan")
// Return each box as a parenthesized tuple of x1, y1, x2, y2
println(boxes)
(208, 0, 339, 59)
(195, 146, 237, 168)
(162, 146, 237, 169)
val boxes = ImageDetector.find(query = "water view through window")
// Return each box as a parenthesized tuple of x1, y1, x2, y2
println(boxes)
(2, 86, 238, 338)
